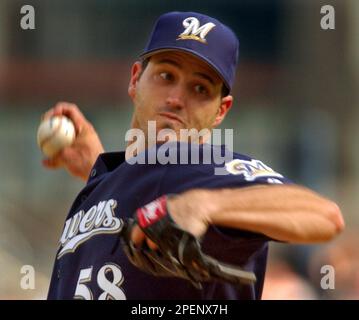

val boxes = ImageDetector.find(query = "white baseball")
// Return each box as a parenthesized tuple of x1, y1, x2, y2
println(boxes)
(37, 115, 76, 158)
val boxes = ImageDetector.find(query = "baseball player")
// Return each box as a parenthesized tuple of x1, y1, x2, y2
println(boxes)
(42, 12, 344, 300)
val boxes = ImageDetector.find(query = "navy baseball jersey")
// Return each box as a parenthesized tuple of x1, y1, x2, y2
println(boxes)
(47, 143, 291, 300)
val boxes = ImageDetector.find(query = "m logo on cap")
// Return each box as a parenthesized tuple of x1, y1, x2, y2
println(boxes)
(177, 17, 216, 44)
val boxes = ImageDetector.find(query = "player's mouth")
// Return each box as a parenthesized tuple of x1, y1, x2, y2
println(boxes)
(157, 112, 185, 125)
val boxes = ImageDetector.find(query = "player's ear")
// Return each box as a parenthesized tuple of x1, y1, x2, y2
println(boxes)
(212, 95, 233, 127)
(128, 61, 143, 99)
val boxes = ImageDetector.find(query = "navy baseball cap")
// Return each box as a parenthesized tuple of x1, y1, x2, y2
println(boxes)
(141, 11, 239, 93)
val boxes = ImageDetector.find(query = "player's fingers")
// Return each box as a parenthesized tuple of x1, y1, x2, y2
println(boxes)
(146, 238, 158, 250)
(131, 224, 146, 248)
(131, 225, 158, 250)
(41, 102, 85, 135)
(41, 104, 69, 122)
(53, 102, 87, 134)
(41, 109, 56, 121)
(42, 157, 63, 169)
(41, 146, 73, 169)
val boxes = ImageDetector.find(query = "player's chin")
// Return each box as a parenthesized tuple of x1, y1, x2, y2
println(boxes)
(156, 119, 185, 133)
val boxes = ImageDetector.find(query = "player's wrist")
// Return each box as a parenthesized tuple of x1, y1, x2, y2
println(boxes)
(187, 189, 233, 227)
(168, 190, 215, 237)
(194, 189, 221, 225)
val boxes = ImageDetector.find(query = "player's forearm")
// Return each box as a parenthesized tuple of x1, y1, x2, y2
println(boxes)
(173, 185, 344, 243)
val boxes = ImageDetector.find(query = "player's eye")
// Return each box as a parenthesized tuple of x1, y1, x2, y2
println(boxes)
(194, 84, 208, 95)
(159, 72, 174, 82)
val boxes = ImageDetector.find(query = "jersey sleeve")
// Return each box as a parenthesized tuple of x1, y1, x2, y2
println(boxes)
(158, 155, 293, 194)
(157, 154, 293, 243)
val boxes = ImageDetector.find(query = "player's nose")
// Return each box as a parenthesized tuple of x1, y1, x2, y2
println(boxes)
(165, 84, 186, 110)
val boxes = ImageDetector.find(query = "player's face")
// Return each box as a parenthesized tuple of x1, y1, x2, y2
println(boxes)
(128, 51, 233, 142)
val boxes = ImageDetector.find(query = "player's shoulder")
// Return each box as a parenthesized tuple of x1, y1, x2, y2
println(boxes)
(225, 150, 287, 183)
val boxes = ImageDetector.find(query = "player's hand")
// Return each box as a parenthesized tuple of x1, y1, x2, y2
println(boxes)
(41, 102, 105, 181)
(131, 190, 211, 250)
(123, 193, 257, 288)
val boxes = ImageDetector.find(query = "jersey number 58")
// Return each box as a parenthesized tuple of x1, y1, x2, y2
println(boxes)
(74, 263, 126, 300)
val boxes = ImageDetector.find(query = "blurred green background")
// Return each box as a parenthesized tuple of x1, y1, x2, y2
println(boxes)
(0, 0, 358, 299)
